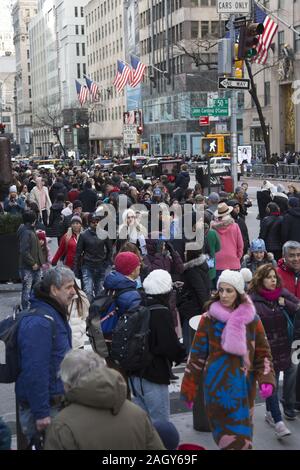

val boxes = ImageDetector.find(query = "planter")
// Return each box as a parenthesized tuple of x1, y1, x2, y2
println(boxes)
(0, 233, 20, 281)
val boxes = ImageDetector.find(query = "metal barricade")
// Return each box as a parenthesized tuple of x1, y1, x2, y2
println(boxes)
(264, 164, 277, 178)
(252, 164, 264, 177)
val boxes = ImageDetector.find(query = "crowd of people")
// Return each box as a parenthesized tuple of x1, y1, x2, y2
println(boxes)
(0, 160, 300, 451)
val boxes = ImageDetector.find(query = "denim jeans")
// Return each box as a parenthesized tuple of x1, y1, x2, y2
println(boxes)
(266, 364, 297, 421)
(18, 404, 61, 448)
(20, 268, 42, 309)
(129, 377, 170, 422)
(81, 265, 106, 303)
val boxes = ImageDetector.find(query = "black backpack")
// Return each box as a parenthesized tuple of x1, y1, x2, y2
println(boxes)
(110, 304, 164, 374)
(0, 307, 56, 384)
(86, 288, 136, 358)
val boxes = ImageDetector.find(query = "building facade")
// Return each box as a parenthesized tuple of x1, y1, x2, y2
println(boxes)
(12, 0, 38, 156)
(0, 53, 17, 139)
(243, 0, 300, 156)
(85, 0, 125, 156)
(29, 0, 89, 156)
(0, 2, 15, 57)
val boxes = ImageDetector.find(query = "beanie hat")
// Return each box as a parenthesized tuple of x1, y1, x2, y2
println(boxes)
(9, 185, 17, 193)
(153, 188, 162, 197)
(73, 200, 83, 209)
(143, 269, 173, 295)
(208, 192, 220, 203)
(250, 238, 266, 253)
(71, 215, 82, 224)
(288, 197, 300, 208)
(153, 421, 180, 450)
(217, 268, 253, 295)
(115, 252, 140, 276)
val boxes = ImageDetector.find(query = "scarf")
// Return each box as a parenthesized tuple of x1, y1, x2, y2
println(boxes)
(259, 287, 282, 302)
(208, 297, 256, 356)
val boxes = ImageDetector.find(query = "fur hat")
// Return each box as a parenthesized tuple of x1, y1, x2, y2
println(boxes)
(143, 269, 173, 295)
(115, 252, 140, 276)
(217, 268, 253, 294)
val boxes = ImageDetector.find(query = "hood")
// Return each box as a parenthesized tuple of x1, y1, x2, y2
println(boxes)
(183, 255, 208, 271)
(287, 207, 300, 218)
(66, 367, 127, 414)
(211, 217, 234, 233)
(103, 270, 137, 290)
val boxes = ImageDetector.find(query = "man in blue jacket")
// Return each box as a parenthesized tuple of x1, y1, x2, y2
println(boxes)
(15, 267, 76, 448)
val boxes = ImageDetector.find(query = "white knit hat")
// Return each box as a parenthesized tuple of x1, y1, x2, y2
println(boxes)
(143, 269, 173, 295)
(9, 185, 17, 193)
(217, 268, 253, 294)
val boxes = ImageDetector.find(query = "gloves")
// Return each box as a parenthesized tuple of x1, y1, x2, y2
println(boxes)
(259, 383, 273, 399)
(185, 401, 194, 410)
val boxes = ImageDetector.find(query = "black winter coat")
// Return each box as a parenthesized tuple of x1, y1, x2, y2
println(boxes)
(49, 182, 67, 203)
(231, 213, 250, 255)
(74, 227, 112, 271)
(133, 296, 186, 385)
(259, 214, 283, 253)
(178, 255, 211, 322)
(78, 188, 98, 212)
(281, 207, 300, 244)
(47, 202, 64, 237)
(175, 171, 190, 190)
(250, 289, 300, 371)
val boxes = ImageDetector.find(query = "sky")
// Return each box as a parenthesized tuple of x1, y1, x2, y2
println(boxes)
(0, 0, 13, 33)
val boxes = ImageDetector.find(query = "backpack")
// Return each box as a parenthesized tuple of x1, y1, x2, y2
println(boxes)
(110, 304, 165, 374)
(86, 288, 136, 357)
(0, 307, 56, 384)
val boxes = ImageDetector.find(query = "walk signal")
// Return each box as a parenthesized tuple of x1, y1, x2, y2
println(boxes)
(237, 23, 264, 60)
(137, 125, 143, 135)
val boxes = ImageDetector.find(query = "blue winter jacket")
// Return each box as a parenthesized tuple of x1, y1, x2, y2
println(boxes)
(15, 295, 72, 420)
(103, 271, 141, 315)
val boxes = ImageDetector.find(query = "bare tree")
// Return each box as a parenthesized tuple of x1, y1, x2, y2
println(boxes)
(33, 100, 67, 159)
(175, 38, 218, 69)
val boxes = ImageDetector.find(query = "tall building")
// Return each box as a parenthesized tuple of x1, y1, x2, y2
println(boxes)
(29, 0, 89, 156)
(12, 0, 38, 155)
(85, 0, 125, 156)
(0, 1, 15, 56)
(0, 52, 16, 137)
(243, 0, 300, 156)
(137, 0, 231, 156)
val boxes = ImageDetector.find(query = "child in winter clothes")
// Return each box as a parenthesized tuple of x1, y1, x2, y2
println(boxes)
(36, 230, 52, 271)
(242, 238, 277, 274)
(68, 281, 90, 349)
(181, 268, 276, 450)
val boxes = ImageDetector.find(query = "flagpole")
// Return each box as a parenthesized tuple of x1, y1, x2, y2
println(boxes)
(255, 0, 300, 37)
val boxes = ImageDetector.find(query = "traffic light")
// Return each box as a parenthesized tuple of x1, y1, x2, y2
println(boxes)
(234, 44, 244, 79)
(73, 123, 81, 129)
(237, 23, 264, 60)
(0, 123, 6, 134)
(137, 125, 143, 135)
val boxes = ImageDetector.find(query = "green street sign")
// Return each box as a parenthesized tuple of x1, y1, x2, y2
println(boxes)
(212, 98, 229, 109)
(192, 106, 229, 117)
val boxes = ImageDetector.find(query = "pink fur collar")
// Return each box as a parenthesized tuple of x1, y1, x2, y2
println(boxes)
(208, 297, 256, 356)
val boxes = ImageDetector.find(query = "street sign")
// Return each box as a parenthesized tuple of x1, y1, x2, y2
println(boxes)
(212, 98, 229, 109)
(234, 16, 247, 28)
(199, 116, 209, 126)
(193, 106, 229, 117)
(218, 77, 250, 90)
(217, 1, 251, 14)
(123, 124, 137, 144)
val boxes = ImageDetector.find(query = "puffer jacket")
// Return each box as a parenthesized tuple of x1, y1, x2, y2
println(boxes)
(281, 207, 300, 243)
(103, 271, 141, 315)
(16, 288, 72, 420)
(175, 171, 190, 190)
(211, 217, 244, 271)
(259, 214, 283, 253)
(241, 252, 277, 274)
(178, 255, 211, 321)
(68, 290, 90, 349)
(44, 367, 164, 450)
(250, 288, 300, 371)
(277, 258, 300, 299)
(47, 202, 64, 238)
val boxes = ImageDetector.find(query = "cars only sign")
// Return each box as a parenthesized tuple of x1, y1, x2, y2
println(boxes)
(217, 1, 251, 14)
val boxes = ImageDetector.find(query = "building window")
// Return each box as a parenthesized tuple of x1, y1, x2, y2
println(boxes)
(75, 6, 78, 17)
(27, 49, 30, 59)
(201, 21, 209, 38)
(264, 81, 271, 106)
(82, 43, 85, 56)
(191, 21, 199, 39)
(201, 0, 208, 5)
(81, 25, 85, 35)
(295, 26, 300, 53)
(75, 25, 79, 34)
(76, 43, 80, 56)
(83, 63, 86, 76)
(81, 7, 84, 17)
(278, 31, 285, 57)
(211, 21, 219, 38)
(77, 63, 81, 78)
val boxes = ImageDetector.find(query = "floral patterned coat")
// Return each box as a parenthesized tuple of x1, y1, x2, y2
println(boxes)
(181, 310, 275, 450)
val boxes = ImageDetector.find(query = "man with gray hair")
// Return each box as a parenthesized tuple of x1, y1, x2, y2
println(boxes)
(277, 241, 300, 299)
(45, 350, 165, 450)
(16, 267, 76, 448)
(205, 192, 220, 222)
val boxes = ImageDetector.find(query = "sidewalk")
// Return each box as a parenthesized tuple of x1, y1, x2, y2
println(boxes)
(171, 404, 300, 450)
(0, 283, 22, 293)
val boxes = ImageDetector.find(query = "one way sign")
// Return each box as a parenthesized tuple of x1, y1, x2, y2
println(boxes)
(218, 77, 250, 90)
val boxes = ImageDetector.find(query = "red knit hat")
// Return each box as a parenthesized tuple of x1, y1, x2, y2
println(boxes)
(115, 252, 140, 276)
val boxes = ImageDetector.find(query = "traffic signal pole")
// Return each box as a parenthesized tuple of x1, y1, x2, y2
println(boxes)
(230, 16, 238, 191)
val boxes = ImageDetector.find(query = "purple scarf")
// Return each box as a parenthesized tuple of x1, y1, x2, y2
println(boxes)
(259, 287, 282, 302)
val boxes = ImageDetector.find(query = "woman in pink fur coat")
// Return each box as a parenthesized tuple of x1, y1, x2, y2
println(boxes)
(181, 268, 276, 450)
(211, 203, 244, 277)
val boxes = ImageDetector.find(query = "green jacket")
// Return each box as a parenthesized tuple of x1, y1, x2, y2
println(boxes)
(45, 367, 165, 450)
(17, 223, 43, 269)
(206, 229, 221, 280)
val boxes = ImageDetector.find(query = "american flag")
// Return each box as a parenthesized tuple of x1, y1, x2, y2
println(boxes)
(113, 60, 132, 93)
(130, 56, 146, 88)
(255, 4, 278, 65)
(75, 80, 88, 106)
(85, 76, 99, 101)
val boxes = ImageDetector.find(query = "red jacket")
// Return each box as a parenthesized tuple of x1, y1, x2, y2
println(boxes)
(52, 233, 78, 270)
(277, 258, 300, 299)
